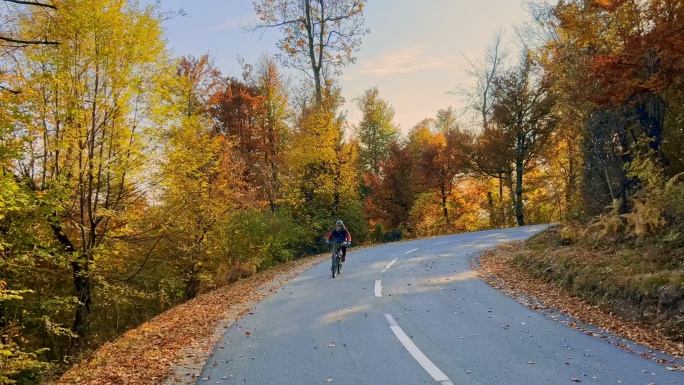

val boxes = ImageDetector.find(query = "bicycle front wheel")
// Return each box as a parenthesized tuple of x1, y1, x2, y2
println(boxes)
(331, 253, 337, 278)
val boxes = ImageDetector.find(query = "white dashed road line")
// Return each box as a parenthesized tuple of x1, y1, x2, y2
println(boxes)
(382, 258, 398, 272)
(405, 248, 419, 254)
(374, 280, 382, 297)
(385, 314, 454, 385)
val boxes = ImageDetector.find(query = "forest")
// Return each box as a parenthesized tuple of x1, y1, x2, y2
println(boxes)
(1, 0, 683, 383)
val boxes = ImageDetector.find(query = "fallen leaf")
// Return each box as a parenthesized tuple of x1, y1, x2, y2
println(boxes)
(55, 254, 331, 385)
(570, 378, 581, 382)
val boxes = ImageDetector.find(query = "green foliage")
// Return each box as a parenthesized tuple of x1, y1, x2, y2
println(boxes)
(353, 87, 399, 174)
(0, 283, 51, 384)
(210, 209, 308, 284)
(408, 193, 447, 237)
(336, 198, 368, 244)
(0, 342, 48, 385)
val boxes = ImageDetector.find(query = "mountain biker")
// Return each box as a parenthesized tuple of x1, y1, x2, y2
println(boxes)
(325, 220, 351, 262)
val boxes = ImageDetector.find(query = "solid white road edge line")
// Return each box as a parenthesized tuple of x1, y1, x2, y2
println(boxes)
(375, 280, 382, 297)
(405, 248, 419, 254)
(385, 314, 454, 385)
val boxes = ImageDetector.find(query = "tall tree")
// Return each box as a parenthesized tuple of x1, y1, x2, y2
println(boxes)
(374, 141, 417, 231)
(426, 108, 469, 225)
(353, 86, 399, 174)
(251, 0, 368, 103)
(14, 0, 171, 354)
(454, 30, 509, 129)
(209, 76, 264, 186)
(155, 54, 247, 300)
(280, 87, 361, 241)
(456, 31, 513, 224)
(243, 55, 291, 213)
(489, 52, 556, 226)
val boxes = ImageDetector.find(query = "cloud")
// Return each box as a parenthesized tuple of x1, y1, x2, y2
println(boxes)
(212, 16, 253, 31)
(358, 46, 460, 76)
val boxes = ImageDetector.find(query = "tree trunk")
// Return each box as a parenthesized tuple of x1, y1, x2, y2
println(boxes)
(566, 156, 575, 207)
(68, 258, 91, 356)
(47, 216, 92, 356)
(303, 0, 323, 104)
(184, 265, 201, 300)
(313, 66, 322, 104)
(442, 192, 449, 225)
(515, 158, 525, 226)
(486, 191, 495, 227)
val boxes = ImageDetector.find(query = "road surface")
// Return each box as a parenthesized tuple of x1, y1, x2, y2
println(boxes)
(196, 225, 684, 384)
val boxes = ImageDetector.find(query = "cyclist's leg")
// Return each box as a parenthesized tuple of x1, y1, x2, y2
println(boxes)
(341, 245, 346, 261)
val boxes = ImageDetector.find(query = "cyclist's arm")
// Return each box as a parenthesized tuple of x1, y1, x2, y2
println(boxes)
(345, 231, 351, 243)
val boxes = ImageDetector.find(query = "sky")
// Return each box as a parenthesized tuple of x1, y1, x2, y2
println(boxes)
(149, 1, 533, 132)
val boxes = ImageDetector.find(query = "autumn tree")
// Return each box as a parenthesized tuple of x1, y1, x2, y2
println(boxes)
(353, 86, 399, 174)
(209, 77, 264, 185)
(373, 141, 418, 232)
(421, 108, 469, 225)
(545, 0, 684, 215)
(12, 0, 172, 354)
(456, 31, 517, 226)
(280, 88, 363, 242)
(153, 54, 245, 299)
(489, 52, 556, 226)
(251, 0, 368, 103)
(241, 55, 291, 213)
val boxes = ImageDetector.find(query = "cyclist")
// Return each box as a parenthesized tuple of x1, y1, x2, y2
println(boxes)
(325, 220, 351, 262)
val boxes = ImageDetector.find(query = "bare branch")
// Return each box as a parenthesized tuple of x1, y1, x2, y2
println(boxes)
(0, 84, 21, 94)
(0, 34, 59, 45)
(2, 0, 57, 9)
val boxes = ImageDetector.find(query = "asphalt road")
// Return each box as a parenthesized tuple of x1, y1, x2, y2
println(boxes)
(196, 225, 684, 385)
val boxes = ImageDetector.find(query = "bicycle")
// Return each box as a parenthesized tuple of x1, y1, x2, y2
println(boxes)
(330, 242, 344, 278)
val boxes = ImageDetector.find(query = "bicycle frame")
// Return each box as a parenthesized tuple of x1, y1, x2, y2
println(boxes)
(331, 242, 343, 278)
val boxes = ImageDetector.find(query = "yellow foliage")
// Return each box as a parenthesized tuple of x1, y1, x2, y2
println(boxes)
(560, 223, 582, 244)
(621, 199, 665, 238)
(584, 200, 624, 240)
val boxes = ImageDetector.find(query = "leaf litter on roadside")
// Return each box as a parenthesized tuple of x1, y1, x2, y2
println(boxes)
(57, 254, 330, 385)
(475, 243, 684, 370)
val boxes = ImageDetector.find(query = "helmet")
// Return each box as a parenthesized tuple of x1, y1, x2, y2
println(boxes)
(335, 220, 344, 226)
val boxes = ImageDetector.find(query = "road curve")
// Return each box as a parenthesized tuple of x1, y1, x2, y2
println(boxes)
(196, 225, 684, 385)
